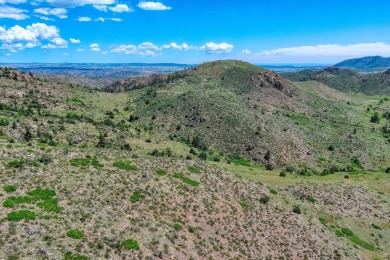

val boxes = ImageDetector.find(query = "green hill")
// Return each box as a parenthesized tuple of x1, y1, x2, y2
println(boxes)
(283, 67, 390, 95)
(0, 61, 389, 259)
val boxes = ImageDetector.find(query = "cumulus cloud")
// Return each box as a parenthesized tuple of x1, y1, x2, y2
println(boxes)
(34, 7, 67, 19)
(0, 23, 67, 50)
(200, 42, 234, 54)
(77, 16, 91, 22)
(0, 6, 29, 20)
(162, 42, 194, 51)
(45, 0, 115, 8)
(90, 43, 100, 51)
(70, 38, 80, 43)
(111, 43, 158, 56)
(137, 1, 171, 11)
(109, 4, 133, 13)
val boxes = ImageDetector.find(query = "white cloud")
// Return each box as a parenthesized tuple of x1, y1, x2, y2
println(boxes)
(95, 17, 104, 22)
(93, 4, 107, 12)
(34, 7, 67, 19)
(76, 48, 84, 51)
(109, 4, 133, 13)
(0, 23, 66, 51)
(200, 42, 234, 54)
(162, 42, 194, 51)
(35, 15, 55, 21)
(137, 1, 171, 11)
(42, 37, 68, 48)
(77, 16, 91, 22)
(0, 6, 29, 20)
(241, 49, 251, 55)
(108, 17, 122, 22)
(63, 52, 68, 55)
(90, 43, 100, 51)
(0, 0, 26, 4)
(111, 44, 137, 54)
(70, 38, 80, 43)
(138, 42, 159, 50)
(45, 0, 115, 8)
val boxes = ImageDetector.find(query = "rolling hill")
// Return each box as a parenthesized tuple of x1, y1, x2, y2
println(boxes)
(0, 62, 389, 259)
(283, 67, 390, 95)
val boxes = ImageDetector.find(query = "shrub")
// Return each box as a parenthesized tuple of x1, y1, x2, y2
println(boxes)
(130, 191, 143, 203)
(172, 224, 183, 231)
(265, 163, 274, 171)
(121, 239, 140, 251)
(269, 188, 278, 195)
(7, 210, 36, 222)
(292, 205, 301, 214)
(279, 171, 286, 177)
(113, 160, 138, 171)
(7, 159, 26, 169)
(259, 195, 270, 204)
(386, 167, 390, 173)
(238, 200, 250, 209)
(370, 112, 380, 123)
(3, 185, 16, 193)
(67, 229, 84, 239)
(187, 165, 200, 174)
(341, 228, 354, 236)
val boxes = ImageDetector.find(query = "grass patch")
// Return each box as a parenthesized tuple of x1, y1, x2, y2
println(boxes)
(64, 251, 89, 260)
(172, 172, 200, 187)
(3, 196, 37, 208)
(269, 188, 278, 194)
(113, 160, 138, 171)
(187, 165, 200, 174)
(156, 169, 167, 176)
(130, 191, 143, 203)
(238, 200, 251, 209)
(121, 239, 140, 251)
(341, 228, 354, 236)
(349, 235, 375, 251)
(7, 159, 26, 168)
(7, 210, 36, 222)
(67, 229, 84, 239)
(3, 185, 16, 193)
(70, 157, 103, 169)
(232, 157, 251, 167)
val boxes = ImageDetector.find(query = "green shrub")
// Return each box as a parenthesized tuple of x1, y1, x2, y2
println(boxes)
(232, 157, 251, 167)
(113, 160, 138, 171)
(156, 169, 167, 176)
(279, 171, 286, 177)
(319, 216, 327, 225)
(349, 235, 375, 250)
(238, 200, 250, 209)
(7, 159, 26, 168)
(28, 188, 56, 200)
(172, 223, 183, 231)
(7, 210, 36, 222)
(67, 229, 84, 239)
(259, 195, 270, 204)
(3, 185, 16, 193)
(130, 191, 143, 203)
(3, 196, 36, 208)
(269, 188, 278, 194)
(341, 228, 354, 236)
(292, 205, 301, 214)
(121, 239, 140, 251)
(187, 165, 200, 174)
(265, 163, 274, 170)
(335, 230, 344, 237)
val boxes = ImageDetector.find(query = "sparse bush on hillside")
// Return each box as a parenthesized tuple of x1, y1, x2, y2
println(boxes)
(67, 229, 84, 239)
(370, 112, 380, 123)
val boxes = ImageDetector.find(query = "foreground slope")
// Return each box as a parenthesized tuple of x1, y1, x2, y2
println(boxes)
(0, 65, 389, 259)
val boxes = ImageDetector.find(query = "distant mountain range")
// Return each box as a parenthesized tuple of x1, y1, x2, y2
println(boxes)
(334, 56, 390, 71)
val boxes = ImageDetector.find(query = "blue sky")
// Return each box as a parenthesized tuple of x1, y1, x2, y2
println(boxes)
(1, 0, 390, 64)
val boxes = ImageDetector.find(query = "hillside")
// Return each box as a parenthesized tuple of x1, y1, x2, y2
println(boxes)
(283, 67, 390, 95)
(335, 56, 390, 71)
(0, 61, 389, 259)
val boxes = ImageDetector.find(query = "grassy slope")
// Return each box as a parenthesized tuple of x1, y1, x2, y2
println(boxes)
(0, 64, 389, 259)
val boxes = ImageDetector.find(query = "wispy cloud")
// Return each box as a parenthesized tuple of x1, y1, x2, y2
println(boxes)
(34, 7, 67, 19)
(77, 16, 92, 22)
(0, 6, 29, 20)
